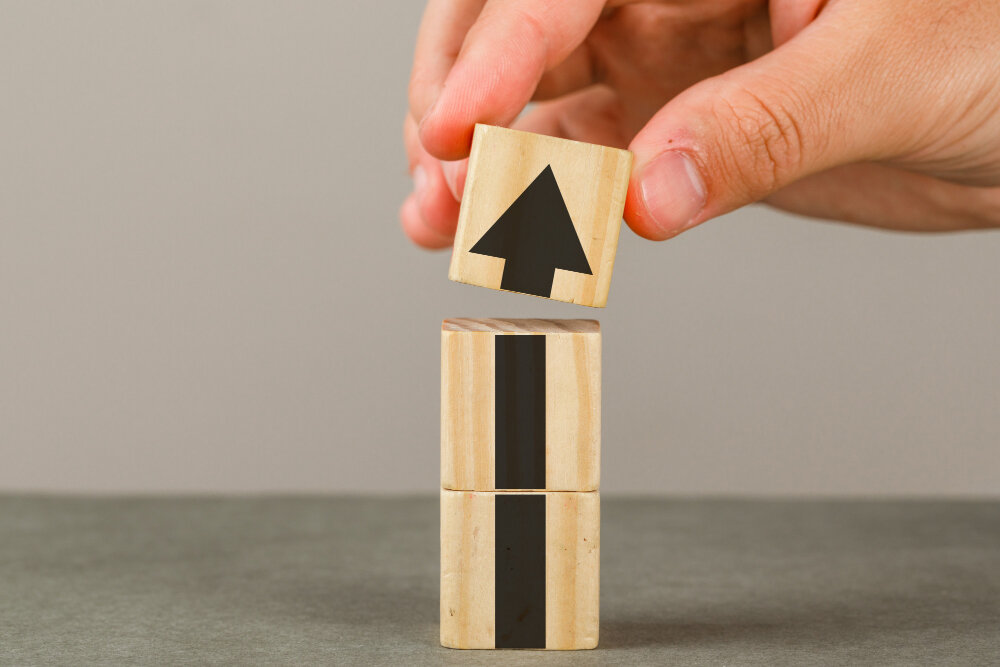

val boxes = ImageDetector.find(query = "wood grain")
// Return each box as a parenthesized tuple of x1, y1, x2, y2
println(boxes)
(441, 329, 495, 490)
(545, 331, 600, 493)
(440, 489, 494, 649)
(443, 318, 599, 334)
(546, 491, 600, 650)
(448, 125, 632, 308)
(441, 319, 600, 492)
(440, 489, 600, 650)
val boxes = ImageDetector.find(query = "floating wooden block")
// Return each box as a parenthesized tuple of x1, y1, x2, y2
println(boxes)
(441, 318, 600, 492)
(449, 124, 632, 308)
(440, 489, 600, 650)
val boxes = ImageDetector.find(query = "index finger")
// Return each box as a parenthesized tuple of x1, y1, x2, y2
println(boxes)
(418, 0, 607, 160)
(409, 0, 485, 123)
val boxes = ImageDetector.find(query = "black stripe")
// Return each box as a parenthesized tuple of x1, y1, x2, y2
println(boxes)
(494, 335, 546, 490)
(495, 494, 546, 648)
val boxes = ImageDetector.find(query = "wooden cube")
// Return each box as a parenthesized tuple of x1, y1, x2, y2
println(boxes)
(441, 318, 600, 492)
(440, 489, 600, 650)
(449, 124, 632, 308)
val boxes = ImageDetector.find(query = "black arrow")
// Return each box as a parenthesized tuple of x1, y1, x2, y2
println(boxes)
(468, 165, 592, 298)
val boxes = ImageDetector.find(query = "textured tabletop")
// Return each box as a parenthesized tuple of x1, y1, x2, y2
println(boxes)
(1, 496, 998, 666)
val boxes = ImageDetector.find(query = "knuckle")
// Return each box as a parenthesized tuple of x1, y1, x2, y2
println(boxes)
(712, 87, 807, 195)
(507, 8, 553, 68)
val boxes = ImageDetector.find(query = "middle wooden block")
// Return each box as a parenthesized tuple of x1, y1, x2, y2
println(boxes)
(442, 318, 600, 492)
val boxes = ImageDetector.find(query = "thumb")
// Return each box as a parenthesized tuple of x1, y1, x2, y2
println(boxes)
(625, 18, 892, 240)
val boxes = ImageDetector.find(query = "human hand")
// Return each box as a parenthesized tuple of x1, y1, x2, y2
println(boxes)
(401, 0, 1000, 249)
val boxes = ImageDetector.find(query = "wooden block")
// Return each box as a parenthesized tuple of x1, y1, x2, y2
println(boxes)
(440, 489, 600, 650)
(448, 124, 632, 308)
(441, 318, 600, 492)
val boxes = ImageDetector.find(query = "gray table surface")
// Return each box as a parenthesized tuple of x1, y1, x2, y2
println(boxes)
(1, 496, 998, 666)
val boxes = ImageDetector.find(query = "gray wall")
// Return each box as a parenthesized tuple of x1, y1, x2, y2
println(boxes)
(2, 1, 998, 495)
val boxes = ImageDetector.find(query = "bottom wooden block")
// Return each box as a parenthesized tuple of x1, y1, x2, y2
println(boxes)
(440, 489, 599, 650)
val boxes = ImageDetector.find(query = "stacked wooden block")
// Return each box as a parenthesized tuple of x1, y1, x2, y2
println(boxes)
(449, 124, 632, 308)
(439, 123, 631, 651)
(440, 318, 601, 650)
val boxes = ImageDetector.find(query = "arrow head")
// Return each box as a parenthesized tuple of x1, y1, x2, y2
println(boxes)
(469, 165, 592, 298)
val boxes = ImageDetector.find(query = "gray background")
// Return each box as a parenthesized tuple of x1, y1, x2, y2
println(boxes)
(1, 1, 998, 496)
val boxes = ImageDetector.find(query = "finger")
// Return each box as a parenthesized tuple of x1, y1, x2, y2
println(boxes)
(441, 86, 627, 202)
(519, 86, 629, 147)
(404, 114, 461, 239)
(532, 43, 597, 101)
(419, 0, 607, 160)
(400, 194, 453, 249)
(767, 163, 1000, 232)
(625, 11, 902, 240)
(409, 0, 485, 123)
(441, 158, 468, 201)
(403, 113, 422, 171)
(770, 0, 828, 46)
(414, 158, 461, 238)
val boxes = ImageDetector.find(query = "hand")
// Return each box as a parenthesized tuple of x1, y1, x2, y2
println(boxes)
(401, 0, 1000, 249)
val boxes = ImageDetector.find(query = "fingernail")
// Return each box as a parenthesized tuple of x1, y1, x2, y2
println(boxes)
(639, 151, 707, 237)
(442, 161, 462, 200)
(413, 164, 428, 202)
